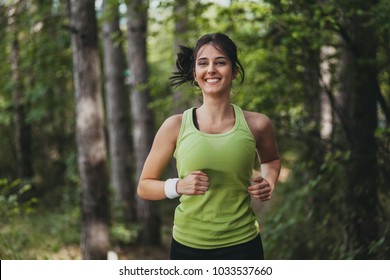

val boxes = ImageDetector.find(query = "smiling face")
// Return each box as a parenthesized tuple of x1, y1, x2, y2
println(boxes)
(194, 44, 237, 96)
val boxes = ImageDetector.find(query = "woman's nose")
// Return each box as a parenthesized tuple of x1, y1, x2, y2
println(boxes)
(207, 63, 216, 74)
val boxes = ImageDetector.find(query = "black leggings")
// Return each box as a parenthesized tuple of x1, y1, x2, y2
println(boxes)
(170, 234, 264, 260)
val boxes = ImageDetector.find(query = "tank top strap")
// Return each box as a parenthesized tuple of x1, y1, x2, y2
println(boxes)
(232, 104, 254, 140)
(176, 107, 196, 148)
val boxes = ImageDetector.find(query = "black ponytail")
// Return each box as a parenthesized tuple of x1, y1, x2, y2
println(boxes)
(170, 45, 195, 87)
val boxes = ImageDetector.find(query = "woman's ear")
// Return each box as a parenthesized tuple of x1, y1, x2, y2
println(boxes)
(233, 69, 238, 80)
(193, 71, 199, 86)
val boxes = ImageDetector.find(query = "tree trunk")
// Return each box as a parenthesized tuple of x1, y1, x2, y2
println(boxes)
(126, 0, 161, 245)
(319, 46, 335, 144)
(302, 48, 324, 167)
(69, 0, 110, 259)
(299, 46, 328, 259)
(337, 1, 381, 259)
(102, 0, 136, 223)
(8, 1, 33, 181)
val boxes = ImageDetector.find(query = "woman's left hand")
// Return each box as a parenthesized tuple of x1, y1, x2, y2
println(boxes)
(248, 176, 273, 201)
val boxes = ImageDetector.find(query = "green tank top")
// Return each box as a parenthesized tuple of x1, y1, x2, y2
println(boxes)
(173, 104, 259, 249)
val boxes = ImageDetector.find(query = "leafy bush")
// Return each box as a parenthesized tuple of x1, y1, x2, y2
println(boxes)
(0, 178, 38, 259)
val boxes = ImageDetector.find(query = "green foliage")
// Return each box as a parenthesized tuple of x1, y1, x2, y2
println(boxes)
(0, 178, 38, 259)
(371, 0, 390, 33)
(0, 177, 80, 259)
(0, 0, 76, 196)
(0, 178, 37, 221)
(262, 148, 350, 259)
(0, 205, 81, 260)
(110, 223, 140, 246)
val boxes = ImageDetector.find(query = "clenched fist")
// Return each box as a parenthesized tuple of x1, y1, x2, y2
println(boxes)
(177, 171, 209, 196)
(248, 176, 273, 201)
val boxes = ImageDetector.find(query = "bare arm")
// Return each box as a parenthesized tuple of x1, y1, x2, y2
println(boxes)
(245, 112, 281, 201)
(137, 114, 210, 200)
(137, 115, 181, 200)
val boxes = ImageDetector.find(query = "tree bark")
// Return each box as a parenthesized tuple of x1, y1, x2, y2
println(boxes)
(126, 0, 161, 245)
(319, 46, 335, 144)
(102, 0, 136, 223)
(69, 0, 110, 259)
(337, 1, 381, 259)
(8, 1, 33, 181)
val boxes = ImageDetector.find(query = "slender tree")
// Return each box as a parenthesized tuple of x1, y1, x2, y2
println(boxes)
(126, 0, 161, 245)
(8, 0, 33, 181)
(68, 0, 110, 259)
(102, 0, 136, 223)
(336, 1, 381, 258)
(319, 46, 336, 143)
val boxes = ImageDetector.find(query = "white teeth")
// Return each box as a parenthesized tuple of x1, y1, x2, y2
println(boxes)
(206, 78, 219, 83)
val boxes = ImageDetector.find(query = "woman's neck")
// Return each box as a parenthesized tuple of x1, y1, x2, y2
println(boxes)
(196, 99, 234, 132)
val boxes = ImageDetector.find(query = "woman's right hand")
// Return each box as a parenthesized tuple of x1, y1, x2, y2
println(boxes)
(177, 171, 209, 196)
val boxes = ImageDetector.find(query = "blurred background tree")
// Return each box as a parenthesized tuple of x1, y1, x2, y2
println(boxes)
(0, 0, 388, 260)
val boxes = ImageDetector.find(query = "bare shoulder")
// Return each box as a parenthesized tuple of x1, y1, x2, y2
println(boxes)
(155, 114, 183, 144)
(161, 114, 183, 130)
(243, 110, 279, 159)
(243, 110, 274, 134)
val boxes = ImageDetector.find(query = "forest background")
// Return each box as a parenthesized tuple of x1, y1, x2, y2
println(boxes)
(0, 0, 389, 260)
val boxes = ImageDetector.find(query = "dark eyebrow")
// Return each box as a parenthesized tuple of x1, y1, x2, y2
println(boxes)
(197, 56, 227, 61)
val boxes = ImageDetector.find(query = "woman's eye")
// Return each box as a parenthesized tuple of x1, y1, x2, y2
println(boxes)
(197, 60, 226, 67)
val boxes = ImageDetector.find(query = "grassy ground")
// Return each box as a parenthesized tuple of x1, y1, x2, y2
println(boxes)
(0, 204, 171, 260)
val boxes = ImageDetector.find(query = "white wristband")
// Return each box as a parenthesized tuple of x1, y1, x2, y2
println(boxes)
(164, 178, 180, 199)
